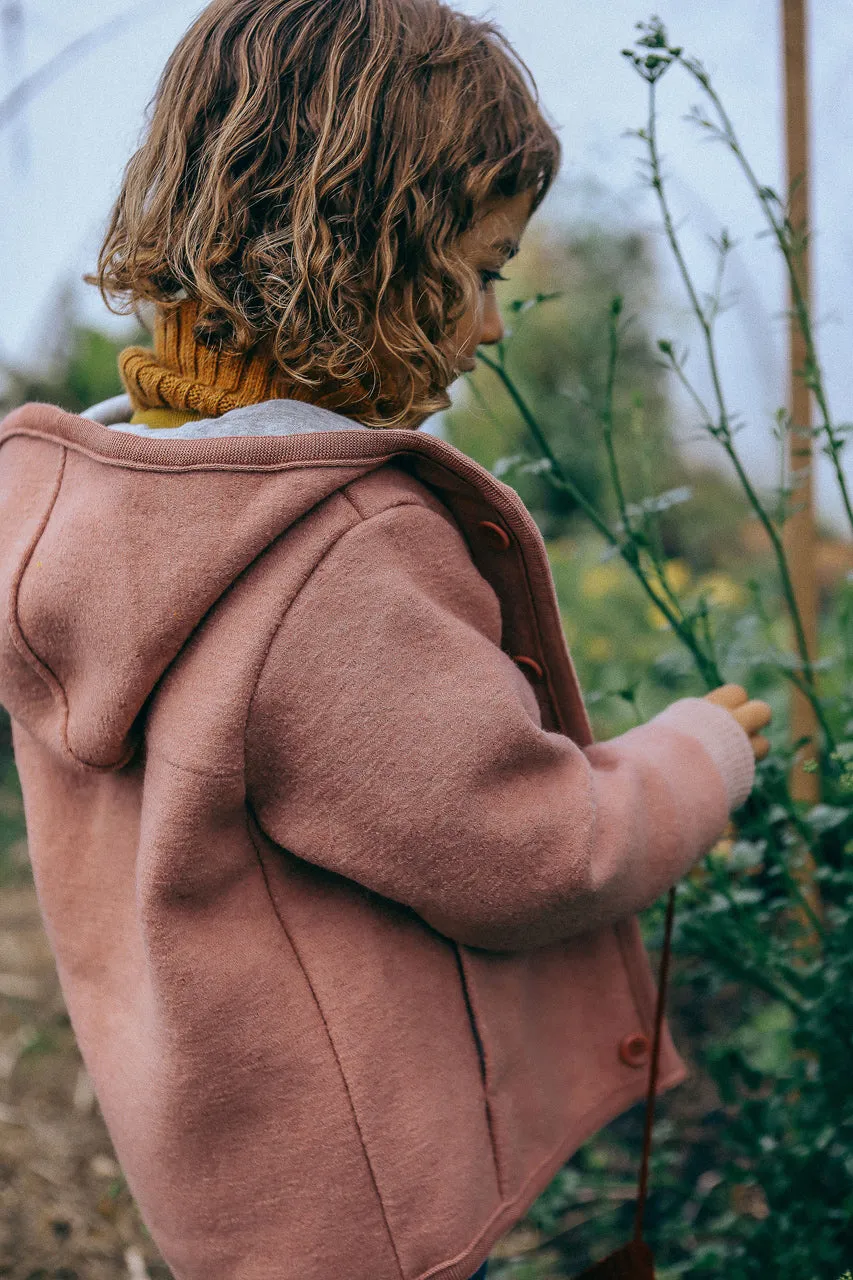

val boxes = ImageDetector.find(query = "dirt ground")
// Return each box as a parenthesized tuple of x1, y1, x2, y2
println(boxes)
(0, 876, 177, 1280)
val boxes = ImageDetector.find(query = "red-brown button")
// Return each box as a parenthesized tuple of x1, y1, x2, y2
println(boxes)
(478, 520, 511, 550)
(512, 654, 544, 679)
(619, 1032, 651, 1068)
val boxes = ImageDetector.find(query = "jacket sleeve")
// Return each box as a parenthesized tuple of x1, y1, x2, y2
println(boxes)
(244, 501, 755, 952)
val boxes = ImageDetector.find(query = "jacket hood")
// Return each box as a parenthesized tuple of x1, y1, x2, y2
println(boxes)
(0, 394, 591, 773)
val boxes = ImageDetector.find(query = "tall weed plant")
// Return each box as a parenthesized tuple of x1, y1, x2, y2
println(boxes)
(478, 19, 853, 1278)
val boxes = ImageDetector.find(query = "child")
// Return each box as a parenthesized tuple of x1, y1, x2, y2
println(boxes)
(0, 1, 771, 1277)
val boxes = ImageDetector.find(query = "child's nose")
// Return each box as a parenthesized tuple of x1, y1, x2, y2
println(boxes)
(479, 292, 504, 347)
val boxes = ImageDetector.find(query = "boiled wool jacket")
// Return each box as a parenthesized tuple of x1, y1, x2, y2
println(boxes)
(0, 393, 756, 1280)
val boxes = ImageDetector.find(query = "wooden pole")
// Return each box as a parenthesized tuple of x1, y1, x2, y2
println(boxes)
(781, 0, 822, 931)
(782, 0, 820, 806)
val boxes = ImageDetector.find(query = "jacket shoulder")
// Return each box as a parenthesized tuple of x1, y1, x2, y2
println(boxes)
(340, 458, 460, 530)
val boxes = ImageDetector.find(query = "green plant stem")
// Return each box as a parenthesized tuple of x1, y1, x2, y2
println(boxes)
(661, 349, 836, 753)
(600, 308, 633, 539)
(679, 59, 853, 538)
(681, 918, 805, 1016)
(599, 307, 689, 625)
(600, 308, 694, 630)
(475, 348, 721, 687)
(644, 78, 827, 745)
(475, 352, 619, 543)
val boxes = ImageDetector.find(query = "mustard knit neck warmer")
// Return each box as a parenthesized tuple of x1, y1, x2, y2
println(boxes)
(118, 298, 374, 427)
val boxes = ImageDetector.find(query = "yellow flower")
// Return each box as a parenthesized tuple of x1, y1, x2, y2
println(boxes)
(709, 837, 734, 861)
(581, 561, 624, 599)
(642, 558, 691, 630)
(646, 556, 691, 597)
(694, 572, 749, 610)
(646, 602, 672, 631)
(586, 634, 613, 661)
(661, 558, 691, 593)
(643, 558, 693, 630)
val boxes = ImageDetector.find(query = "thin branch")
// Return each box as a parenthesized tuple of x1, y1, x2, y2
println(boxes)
(679, 57, 853, 537)
(475, 347, 721, 686)
(642, 76, 831, 750)
(0, 2, 165, 132)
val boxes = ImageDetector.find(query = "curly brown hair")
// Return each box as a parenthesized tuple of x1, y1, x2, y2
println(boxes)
(86, 0, 561, 428)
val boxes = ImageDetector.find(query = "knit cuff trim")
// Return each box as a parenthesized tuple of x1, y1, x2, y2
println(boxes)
(649, 696, 756, 813)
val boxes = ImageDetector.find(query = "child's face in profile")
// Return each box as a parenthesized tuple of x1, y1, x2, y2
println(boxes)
(372, 186, 535, 428)
(447, 187, 536, 377)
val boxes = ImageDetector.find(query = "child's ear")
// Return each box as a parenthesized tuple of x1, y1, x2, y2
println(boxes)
(134, 300, 158, 336)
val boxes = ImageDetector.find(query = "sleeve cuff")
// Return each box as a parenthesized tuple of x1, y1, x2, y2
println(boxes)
(649, 696, 756, 813)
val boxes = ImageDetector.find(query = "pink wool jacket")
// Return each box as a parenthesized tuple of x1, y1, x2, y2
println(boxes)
(0, 394, 755, 1280)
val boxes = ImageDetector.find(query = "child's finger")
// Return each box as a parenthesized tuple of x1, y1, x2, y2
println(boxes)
(751, 734, 770, 761)
(704, 683, 747, 709)
(731, 700, 773, 736)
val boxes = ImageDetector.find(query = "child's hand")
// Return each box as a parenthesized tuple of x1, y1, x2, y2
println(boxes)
(704, 683, 773, 761)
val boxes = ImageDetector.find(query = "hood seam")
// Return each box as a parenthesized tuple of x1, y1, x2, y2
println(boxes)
(6, 441, 137, 773)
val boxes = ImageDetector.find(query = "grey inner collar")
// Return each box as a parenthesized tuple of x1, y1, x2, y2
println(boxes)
(81, 394, 372, 437)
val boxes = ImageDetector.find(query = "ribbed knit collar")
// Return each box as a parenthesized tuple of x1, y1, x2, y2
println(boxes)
(118, 298, 374, 423)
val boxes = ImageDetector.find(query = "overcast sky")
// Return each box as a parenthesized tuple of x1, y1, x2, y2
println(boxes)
(2, 0, 852, 534)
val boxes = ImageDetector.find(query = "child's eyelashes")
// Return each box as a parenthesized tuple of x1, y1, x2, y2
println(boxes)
(479, 269, 509, 289)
